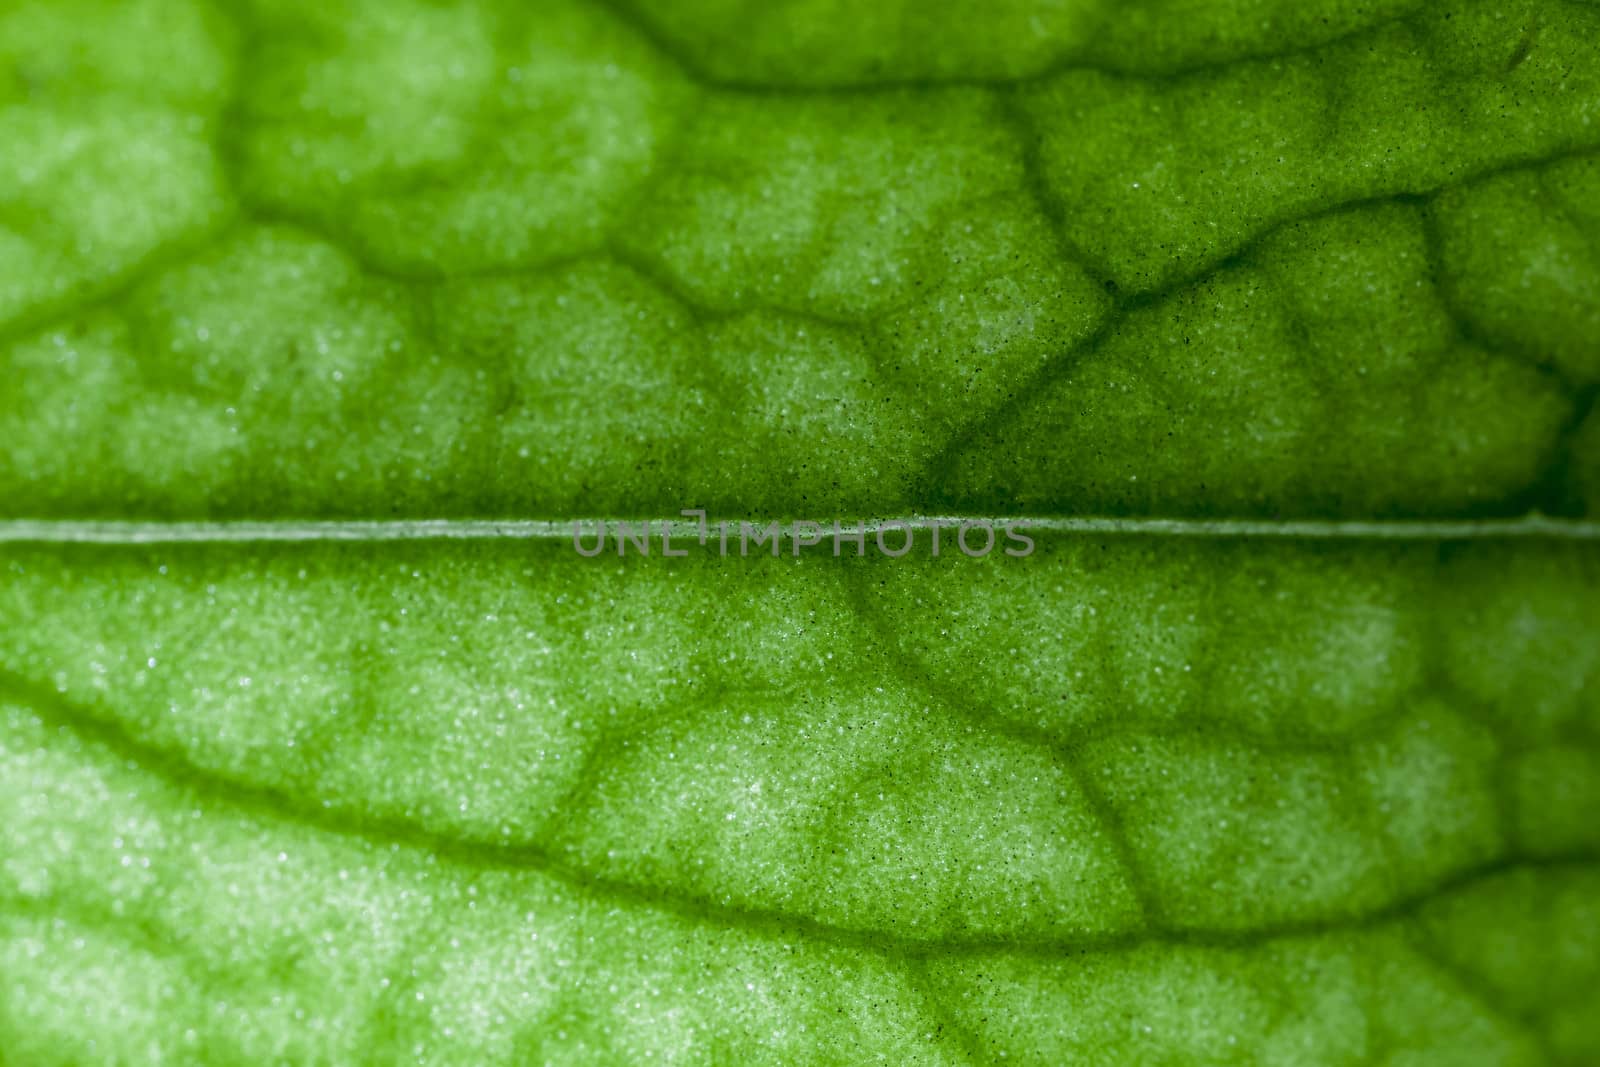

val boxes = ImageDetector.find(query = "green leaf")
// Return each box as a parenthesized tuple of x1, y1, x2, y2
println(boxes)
(1, 0, 1598, 1063)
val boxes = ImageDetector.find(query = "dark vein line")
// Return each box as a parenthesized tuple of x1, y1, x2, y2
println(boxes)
(5, 669, 1595, 964)
(586, 0, 1433, 96)
(1400, 928, 1556, 1062)
(0, 221, 242, 353)
(904, 958, 988, 1067)
(921, 146, 1600, 503)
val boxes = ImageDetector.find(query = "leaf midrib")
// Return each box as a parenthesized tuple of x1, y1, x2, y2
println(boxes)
(2, 516, 1598, 544)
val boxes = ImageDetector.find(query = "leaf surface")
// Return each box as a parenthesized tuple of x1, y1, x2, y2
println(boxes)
(1, 0, 1598, 1063)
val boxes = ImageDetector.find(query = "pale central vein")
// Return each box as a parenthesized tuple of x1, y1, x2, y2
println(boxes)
(1, 515, 1598, 543)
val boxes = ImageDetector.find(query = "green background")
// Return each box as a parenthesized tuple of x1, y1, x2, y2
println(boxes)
(1, 0, 1597, 1062)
